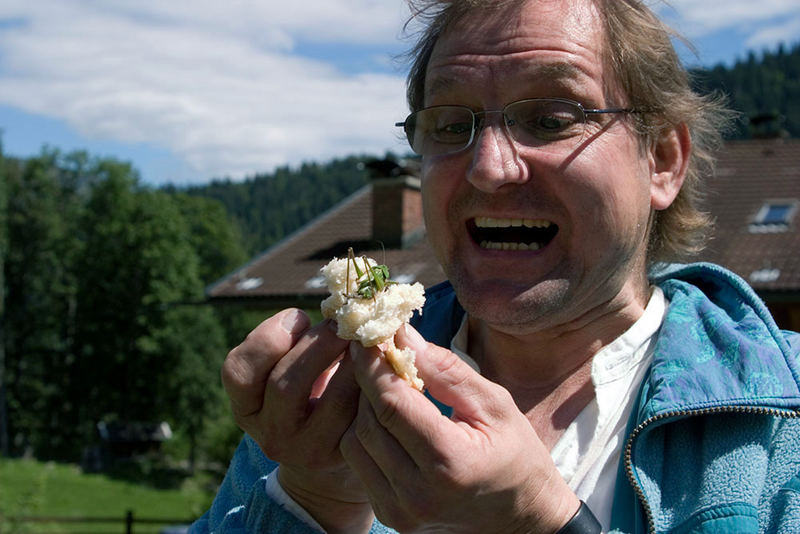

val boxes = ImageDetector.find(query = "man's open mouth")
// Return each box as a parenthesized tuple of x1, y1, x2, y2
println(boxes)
(468, 217, 559, 251)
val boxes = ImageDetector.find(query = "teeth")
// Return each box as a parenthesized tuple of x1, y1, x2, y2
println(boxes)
(474, 217, 553, 251)
(475, 217, 551, 229)
(480, 241, 541, 251)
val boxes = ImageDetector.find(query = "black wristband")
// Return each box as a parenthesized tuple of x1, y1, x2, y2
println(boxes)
(555, 501, 602, 534)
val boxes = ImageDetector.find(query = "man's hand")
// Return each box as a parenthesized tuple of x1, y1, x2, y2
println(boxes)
(221, 308, 373, 534)
(340, 324, 580, 533)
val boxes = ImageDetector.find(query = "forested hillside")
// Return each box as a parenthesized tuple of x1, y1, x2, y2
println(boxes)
(691, 42, 800, 138)
(171, 155, 376, 256)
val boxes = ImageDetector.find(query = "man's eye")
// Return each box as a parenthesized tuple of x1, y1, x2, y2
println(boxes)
(516, 111, 582, 140)
(531, 114, 575, 131)
(438, 122, 472, 135)
(430, 120, 472, 144)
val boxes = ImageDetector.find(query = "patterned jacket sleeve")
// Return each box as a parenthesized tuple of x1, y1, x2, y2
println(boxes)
(190, 435, 323, 533)
(189, 434, 400, 533)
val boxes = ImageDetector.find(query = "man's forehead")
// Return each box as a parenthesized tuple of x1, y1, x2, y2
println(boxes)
(421, 0, 610, 99)
(425, 61, 587, 100)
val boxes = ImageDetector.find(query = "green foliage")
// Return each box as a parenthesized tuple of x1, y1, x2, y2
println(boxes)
(169, 193, 248, 285)
(0, 142, 353, 468)
(3, 149, 87, 459)
(176, 155, 373, 255)
(691, 42, 800, 138)
(1, 148, 243, 465)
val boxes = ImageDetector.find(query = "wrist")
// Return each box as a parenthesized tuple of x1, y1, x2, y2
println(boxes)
(277, 465, 374, 534)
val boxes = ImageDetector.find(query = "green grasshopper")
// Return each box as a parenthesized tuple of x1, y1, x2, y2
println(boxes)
(347, 247, 395, 300)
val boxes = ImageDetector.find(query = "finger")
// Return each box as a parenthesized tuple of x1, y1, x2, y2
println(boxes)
(343, 391, 440, 532)
(265, 318, 350, 422)
(306, 352, 361, 442)
(396, 324, 505, 423)
(350, 341, 457, 467)
(340, 394, 402, 508)
(222, 308, 311, 418)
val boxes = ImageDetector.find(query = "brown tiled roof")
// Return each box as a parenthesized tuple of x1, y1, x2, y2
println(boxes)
(696, 138, 800, 294)
(207, 139, 800, 307)
(206, 179, 446, 308)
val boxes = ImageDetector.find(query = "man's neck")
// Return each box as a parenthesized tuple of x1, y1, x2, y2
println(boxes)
(466, 291, 649, 448)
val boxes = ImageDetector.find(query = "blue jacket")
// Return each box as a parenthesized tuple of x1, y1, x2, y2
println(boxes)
(192, 263, 800, 533)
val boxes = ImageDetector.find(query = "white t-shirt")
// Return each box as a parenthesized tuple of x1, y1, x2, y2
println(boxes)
(268, 287, 667, 532)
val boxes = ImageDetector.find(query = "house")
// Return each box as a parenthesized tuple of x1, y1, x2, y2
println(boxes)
(83, 420, 174, 472)
(695, 138, 800, 331)
(207, 140, 800, 331)
(205, 158, 445, 310)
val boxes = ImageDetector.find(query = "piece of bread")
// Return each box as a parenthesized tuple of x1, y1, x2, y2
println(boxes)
(320, 252, 425, 390)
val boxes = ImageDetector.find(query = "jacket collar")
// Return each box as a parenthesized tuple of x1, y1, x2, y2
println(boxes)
(639, 262, 800, 420)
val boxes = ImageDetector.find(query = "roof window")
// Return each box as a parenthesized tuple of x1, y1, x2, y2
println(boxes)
(235, 277, 263, 291)
(749, 268, 781, 283)
(749, 200, 797, 233)
(305, 274, 327, 289)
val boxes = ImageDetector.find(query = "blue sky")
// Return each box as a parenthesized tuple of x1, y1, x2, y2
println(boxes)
(0, 0, 798, 186)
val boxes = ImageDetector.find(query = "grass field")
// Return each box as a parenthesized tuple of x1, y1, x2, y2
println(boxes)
(0, 458, 216, 533)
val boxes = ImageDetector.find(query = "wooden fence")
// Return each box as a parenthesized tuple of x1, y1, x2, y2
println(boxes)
(2, 510, 194, 533)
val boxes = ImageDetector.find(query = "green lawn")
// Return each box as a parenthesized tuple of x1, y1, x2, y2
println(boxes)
(0, 458, 215, 533)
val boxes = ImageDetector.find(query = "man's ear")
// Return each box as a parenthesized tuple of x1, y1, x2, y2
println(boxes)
(649, 123, 690, 210)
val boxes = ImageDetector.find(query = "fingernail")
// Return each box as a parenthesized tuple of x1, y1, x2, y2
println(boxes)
(349, 341, 367, 362)
(400, 323, 426, 348)
(280, 309, 307, 335)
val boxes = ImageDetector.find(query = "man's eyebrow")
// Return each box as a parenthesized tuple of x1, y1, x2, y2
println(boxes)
(425, 61, 586, 101)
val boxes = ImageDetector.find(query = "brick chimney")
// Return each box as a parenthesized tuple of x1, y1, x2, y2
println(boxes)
(366, 159, 424, 249)
(749, 112, 789, 140)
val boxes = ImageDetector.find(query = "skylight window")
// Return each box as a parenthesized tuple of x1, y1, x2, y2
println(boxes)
(749, 268, 781, 283)
(236, 277, 263, 290)
(761, 204, 793, 224)
(305, 274, 327, 289)
(749, 200, 797, 233)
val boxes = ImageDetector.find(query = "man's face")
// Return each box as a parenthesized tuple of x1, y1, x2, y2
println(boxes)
(421, 0, 658, 333)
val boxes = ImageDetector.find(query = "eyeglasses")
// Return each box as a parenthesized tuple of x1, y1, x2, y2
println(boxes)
(395, 98, 638, 157)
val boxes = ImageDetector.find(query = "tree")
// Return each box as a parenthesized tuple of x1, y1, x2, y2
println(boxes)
(170, 193, 248, 286)
(2, 148, 85, 459)
(0, 149, 241, 462)
(181, 155, 372, 254)
(72, 163, 228, 462)
(691, 42, 800, 139)
(0, 133, 7, 456)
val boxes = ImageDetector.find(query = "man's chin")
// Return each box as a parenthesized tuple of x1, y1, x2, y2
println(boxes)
(451, 276, 571, 329)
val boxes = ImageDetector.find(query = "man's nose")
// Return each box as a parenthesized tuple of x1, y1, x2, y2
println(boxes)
(465, 118, 531, 193)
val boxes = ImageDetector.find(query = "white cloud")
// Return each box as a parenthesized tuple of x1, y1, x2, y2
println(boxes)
(658, 0, 800, 39)
(0, 0, 412, 182)
(744, 15, 800, 50)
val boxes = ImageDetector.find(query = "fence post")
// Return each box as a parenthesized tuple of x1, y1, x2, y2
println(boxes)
(125, 509, 134, 534)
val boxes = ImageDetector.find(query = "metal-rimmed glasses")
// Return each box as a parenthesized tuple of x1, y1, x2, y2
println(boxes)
(395, 97, 638, 157)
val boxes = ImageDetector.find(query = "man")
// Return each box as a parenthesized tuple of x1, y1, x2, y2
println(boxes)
(192, 0, 800, 532)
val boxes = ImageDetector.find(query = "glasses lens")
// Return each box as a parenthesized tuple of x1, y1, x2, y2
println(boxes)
(505, 99, 586, 150)
(406, 106, 474, 156)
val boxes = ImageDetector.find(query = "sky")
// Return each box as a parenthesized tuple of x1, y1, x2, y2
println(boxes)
(0, 1, 798, 186)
